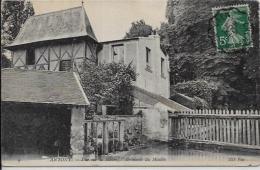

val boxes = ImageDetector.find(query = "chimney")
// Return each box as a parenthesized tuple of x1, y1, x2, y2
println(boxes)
(149, 33, 160, 48)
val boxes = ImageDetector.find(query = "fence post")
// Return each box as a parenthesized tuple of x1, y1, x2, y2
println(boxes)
(255, 110, 260, 146)
(118, 121, 124, 151)
(103, 121, 108, 154)
(251, 110, 256, 145)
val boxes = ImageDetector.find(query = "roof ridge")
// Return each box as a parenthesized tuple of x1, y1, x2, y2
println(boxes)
(32, 6, 82, 18)
(81, 6, 87, 35)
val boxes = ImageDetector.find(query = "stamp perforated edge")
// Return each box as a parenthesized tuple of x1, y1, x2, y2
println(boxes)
(212, 4, 254, 52)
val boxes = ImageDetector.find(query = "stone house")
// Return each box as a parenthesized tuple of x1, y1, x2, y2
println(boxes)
(1, 69, 88, 159)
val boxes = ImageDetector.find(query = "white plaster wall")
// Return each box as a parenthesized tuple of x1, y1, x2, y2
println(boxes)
(13, 49, 26, 67)
(134, 107, 169, 141)
(98, 40, 138, 71)
(98, 36, 170, 98)
(136, 36, 170, 98)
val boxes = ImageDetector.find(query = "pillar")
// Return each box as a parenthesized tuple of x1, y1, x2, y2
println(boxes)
(70, 106, 85, 160)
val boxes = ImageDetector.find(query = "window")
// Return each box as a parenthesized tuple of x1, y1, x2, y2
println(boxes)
(112, 44, 124, 63)
(145, 47, 151, 71)
(161, 58, 165, 78)
(26, 48, 35, 65)
(60, 60, 72, 71)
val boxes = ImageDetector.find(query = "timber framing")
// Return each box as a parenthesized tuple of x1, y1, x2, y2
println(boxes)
(10, 38, 98, 72)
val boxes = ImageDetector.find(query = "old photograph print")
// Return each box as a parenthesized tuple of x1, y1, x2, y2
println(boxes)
(1, 0, 260, 167)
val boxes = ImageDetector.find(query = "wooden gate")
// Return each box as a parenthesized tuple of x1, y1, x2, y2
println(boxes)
(84, 118, 125, 156)
(169, 110, 260, 149)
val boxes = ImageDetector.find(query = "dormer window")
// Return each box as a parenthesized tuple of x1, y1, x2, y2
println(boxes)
(26, 48, 35, 65)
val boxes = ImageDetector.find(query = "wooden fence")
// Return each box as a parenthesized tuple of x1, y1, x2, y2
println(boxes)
(169, 110, 260, 148)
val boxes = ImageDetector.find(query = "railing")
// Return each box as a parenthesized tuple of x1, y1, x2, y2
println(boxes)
(169, 110, 260, 148)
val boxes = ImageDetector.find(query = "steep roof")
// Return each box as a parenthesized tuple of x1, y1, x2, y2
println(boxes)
(1, 69, 89, 106)
(133, 86, 190, 111)
(6, 6, 97, 48)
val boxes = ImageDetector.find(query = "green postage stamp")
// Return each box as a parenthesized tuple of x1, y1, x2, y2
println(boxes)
(212, 4, 253, 51)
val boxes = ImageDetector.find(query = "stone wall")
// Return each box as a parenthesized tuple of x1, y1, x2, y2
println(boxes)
(134, 108, 169, 142)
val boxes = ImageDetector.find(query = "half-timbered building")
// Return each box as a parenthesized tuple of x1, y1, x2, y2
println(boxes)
(5, 6, 98, 73)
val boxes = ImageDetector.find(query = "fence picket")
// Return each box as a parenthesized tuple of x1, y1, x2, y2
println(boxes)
(223, 110, 227, 143)
(215, 110, 219, 142)
(177, 115, 181, 139)
(195, 110, 199, 140)
(185, 112, 188, 139)
(246, 110, 251, 145)
(210, 110, 213, 141)
(201, 109, 207, 140)
(231, 110, 235, 144)
(238, 110, 243, 144)
(256, 110, 260, 146)
(218, 110, 224, 142)
(235, 110, 239, 144)
(191, 116, 194, 139)
(250, 110, 255, 145)
(227, 110, 231, 143)
(242, 110, 246, 144)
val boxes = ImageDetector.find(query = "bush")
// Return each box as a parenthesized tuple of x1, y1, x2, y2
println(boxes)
(172, 80, 217, 107)
(80, 62, 136, 115)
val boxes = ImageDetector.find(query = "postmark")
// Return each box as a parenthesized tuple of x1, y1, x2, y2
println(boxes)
(212, 4, 253, 51)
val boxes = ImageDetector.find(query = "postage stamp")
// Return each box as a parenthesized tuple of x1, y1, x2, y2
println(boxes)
(212, 4, 253, 51)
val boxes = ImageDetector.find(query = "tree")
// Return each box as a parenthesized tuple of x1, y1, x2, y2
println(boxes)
(124, 19, 154, 39)
(160, 0, 259, 109)
(1, 0, 34, 68)
(80, 62, 136, 115)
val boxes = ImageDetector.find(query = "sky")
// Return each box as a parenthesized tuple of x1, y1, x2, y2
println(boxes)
(31, 0, 168, 42)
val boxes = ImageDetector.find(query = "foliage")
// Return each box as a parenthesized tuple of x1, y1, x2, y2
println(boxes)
(172, 80, 217, 107)
(80, 62, 136, 115)
(1, 51, 11, 68)
(1, 0, 34, 68)
(124, 19, 154, 39)
(160, 0, 259, 109)
(1, 0, 34, 45)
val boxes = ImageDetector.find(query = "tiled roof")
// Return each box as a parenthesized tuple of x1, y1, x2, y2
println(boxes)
(6, 6, 97, 48)
(1, 69, 89, 106)
(133, 86, 190, 111)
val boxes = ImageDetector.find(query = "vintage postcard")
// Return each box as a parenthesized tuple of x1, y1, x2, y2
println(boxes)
(1, 0, 260, 167)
